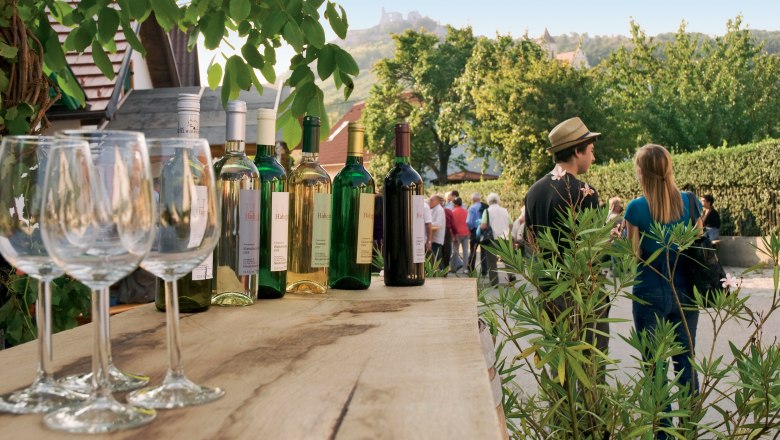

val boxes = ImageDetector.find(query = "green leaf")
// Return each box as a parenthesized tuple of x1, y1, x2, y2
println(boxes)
(262, 11, 287, 37)
(50, 0, 76, 26)
(201, 12, 226, 50)
(5, 103, 35, 135)
(207, 62, 222, 89)
(264, 44, 277, 65)
(260, 63, 276, 84)
(121, 21, 146, 56)
(127, 0, 151, 20)
(97, 8, 120, 45)
(0, 69, 8, 92)
(228, 56, 251, 91)
(0, 40, 18, 59)
(316, 44, 335, 80)
(68, 20, 97, 53)
(278, 108, 302, 147)
(300, 16, 325, 49)
(325, 2, 347, 39)
(91, 41, 115, 80)
(282, 21, 305, 52)
(334, 47, 358, 76)
(228, 0, 251, 21)
(291, 81, 317, 116)
(241, 43, 265, 70)
(150, 0, 181, 31)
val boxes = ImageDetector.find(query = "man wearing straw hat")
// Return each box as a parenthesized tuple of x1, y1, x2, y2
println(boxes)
(524, 116, 609, 353)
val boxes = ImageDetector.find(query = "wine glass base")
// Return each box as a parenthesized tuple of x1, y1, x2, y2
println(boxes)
(43, 396, 155, 434)
(126, 374, 224, 409)
(59, 363, 149, 393)
(0, 377, 88, 414)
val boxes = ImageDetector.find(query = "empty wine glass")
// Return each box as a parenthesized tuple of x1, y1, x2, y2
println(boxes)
(40, 130, 156, 433)
(0, 136, 88, 414)
(54, 130, 151, 394)
(126, 137, 224, 408)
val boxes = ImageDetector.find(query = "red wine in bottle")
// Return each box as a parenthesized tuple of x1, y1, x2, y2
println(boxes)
(382, 123, 425, 286)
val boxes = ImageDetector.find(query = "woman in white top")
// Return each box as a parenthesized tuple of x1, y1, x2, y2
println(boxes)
(480, 193, 512, 286)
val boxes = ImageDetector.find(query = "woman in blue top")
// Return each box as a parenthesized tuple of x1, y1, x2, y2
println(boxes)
(624, 144, 703, 434)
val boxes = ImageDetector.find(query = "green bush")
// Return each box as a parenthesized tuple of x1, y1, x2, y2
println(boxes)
(587, 140, 780, 236)
(431, 140, 780, 236)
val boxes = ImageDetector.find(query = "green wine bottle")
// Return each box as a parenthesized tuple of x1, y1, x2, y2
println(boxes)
(155, 93, 212, 312)
(253, 109, 288, 299)
(329, 122, 376, 289)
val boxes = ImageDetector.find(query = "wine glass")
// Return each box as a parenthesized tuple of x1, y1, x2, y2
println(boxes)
(54, 131, 151, 394)
(0, 136, 88, 413)
(40, 130, 157, 433)
(126, 137, 224, 408)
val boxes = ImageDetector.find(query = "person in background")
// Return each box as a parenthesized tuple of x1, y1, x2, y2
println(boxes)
(701, 194, 720, 241)
(451, 197, 470, 273)
(624, 144, 702, 436)
(480, 193, 512, 286)
(424, 197, 433, 253)
(429, 195, 446, 265)
(467, 192, 487, 274)
(444, 191, 454, 210)
(442, 197, 454, 271)
(511, 206, 526, 254)
(607, 196, 625, 236)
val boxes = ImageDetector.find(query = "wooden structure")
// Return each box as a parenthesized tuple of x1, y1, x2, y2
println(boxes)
(0, 278, 504, 439)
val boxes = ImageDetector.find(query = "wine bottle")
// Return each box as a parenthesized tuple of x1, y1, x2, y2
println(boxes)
(155, 93, 212, 313)
(212, 100, 260, 306)
(253, 108, 288, 299)
(286, 116, 332, 294)
(329, 122, 375, 289)
(383, 123, 425, 286)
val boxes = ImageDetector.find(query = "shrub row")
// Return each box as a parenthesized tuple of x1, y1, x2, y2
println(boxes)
(429, 140, 780, 235)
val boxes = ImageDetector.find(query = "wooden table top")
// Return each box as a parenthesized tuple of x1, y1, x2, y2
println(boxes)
(0, 277, 504, 439)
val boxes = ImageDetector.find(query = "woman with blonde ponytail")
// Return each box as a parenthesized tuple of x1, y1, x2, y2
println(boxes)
(624, 144, 703, 436)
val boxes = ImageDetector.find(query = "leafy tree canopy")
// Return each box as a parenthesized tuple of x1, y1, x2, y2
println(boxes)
(363, 26, 476, 183)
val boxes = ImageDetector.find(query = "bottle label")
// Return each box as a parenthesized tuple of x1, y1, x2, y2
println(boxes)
(192, 251, 213, 281)
(412, 195, 426, 263)
(270, 191, 289, 272)
(188, 185, 213, 280)
(356, 193, 375, 264)
(238, 189, 261, 276)
(178, 113, 199, 139)
(311, 192, 332, 268)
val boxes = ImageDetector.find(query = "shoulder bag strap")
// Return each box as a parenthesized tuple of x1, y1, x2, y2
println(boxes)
(686, 191, 699, 223)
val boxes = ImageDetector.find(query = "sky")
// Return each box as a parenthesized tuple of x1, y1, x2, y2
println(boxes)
(198, 0, 779, 83)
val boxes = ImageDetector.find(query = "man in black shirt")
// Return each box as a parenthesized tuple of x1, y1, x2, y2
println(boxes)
(524, 116, 608, 354)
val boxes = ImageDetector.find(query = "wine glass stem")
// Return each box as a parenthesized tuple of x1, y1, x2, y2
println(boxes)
(91, 289, 112, 399)
(164, 280, 185, 377)
(100, 287, 115, 365)
(35, 279, 54, 382)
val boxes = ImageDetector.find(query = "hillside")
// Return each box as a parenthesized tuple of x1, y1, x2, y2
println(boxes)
(322, 13, 780, 123)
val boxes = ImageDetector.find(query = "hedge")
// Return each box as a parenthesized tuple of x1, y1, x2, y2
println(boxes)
(429, 140, 780, 236)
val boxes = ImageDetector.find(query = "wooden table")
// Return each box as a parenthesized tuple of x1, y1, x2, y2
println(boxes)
(0, 278, 504, 439)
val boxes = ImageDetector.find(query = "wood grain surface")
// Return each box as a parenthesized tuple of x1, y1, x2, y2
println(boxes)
(0, 277, 504, 439)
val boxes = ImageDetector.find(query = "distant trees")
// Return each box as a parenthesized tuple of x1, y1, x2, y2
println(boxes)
(594, 17, 780, 151)
(362, 26, 476, 183)
(364, 16, 780, 186)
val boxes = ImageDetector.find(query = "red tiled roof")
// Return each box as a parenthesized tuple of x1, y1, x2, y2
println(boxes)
(320, 101, 367, 165)
(447, 170, 499, 182)
(49, 1, 129, 112)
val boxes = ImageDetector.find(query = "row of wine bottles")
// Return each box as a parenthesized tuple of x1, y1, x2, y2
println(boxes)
(156, 94, 427, 313)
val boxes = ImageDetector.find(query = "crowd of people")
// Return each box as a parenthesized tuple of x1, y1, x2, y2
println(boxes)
(425, 116, 721, 438)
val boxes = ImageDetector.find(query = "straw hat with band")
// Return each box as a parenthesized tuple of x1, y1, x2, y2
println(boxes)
(547, 117, 601, 154)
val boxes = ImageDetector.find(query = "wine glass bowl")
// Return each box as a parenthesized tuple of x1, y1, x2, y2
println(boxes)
(0, 136, 88, 414)
(126, 137, 224, 409)
(41, 130, 157, 433)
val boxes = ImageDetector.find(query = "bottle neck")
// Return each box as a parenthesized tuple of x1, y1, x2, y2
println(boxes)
(256, 143, 275, 158)
(225, 139, 245, 154)
(394, 155, 410, 165)
(302, 151, 319, 162)
(346, 154, 363, 165)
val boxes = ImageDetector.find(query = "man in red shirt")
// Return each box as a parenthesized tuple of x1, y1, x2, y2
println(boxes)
(450, 197, 470, 273)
